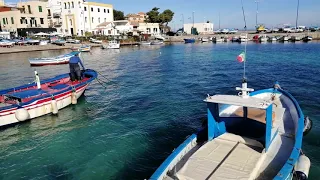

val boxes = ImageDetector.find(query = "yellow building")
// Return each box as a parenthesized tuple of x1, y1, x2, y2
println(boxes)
(0, 1, 52, 36)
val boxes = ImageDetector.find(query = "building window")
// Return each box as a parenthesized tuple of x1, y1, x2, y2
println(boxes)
(147, 28, 150, 33)
(85, 17, 87, 23)
(104, 18, 106, 22)
(98, 8, 100, 12)
(11, 17, 14, 24)
(64, 3, 67, 9)
(20, 18, 23, 24)
(40, 18, 44, 24)
(28, 5, 31, 13)
(92, 17, 94, 23)
(70, 19, 72, 25)
(25, 18, 27, 24)
(71, 2, 74, 8)
(68, 2, 70, 9)
(84, 6, 87, 11)
(48, 9, 51, 16)
(98, 17, 100, 23)
(107, 9, 109, 13)
(2, 18, 5, 25)
(22, 6, 25, 13)
(104, 9, 106, 13)
(38, 6, 42, 12)
(91, 7, 93, 12)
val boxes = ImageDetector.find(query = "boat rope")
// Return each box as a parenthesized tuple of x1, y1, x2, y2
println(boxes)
(241, 0, 248, 79)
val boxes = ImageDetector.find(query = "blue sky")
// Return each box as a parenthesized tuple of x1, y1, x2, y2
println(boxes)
(105, 0, 320, 30)
(8, 0, 320, 29)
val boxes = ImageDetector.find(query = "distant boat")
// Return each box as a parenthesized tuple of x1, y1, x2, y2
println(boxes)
(89, 38, 102, 44)
(290, 36, 302, 42)
(239, 34, 248, 42)
(279, 36, 289, 42)
(201, 37, 209, 42)
(78, 45, 91, 52)
(29, 51, 80, 66)
(39, 40, 48, 45)
(52, 39, 66, 46)
(231, 36, 239, 42)
(259, 35, 268, 42)
(212, 37, 224, 43)
(151, 40, 164, 45)
(0, 69, 97, 127)
(139, 41, 151, 45)
(184, 38, 195, 43)
(302, 36, 312, 42)
(268, 36, 277, 42)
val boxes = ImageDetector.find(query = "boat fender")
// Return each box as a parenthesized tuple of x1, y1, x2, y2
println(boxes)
(303, 116, 313, 136)
(71, 90, 77, 105)
(294, 155, 311, 180)
(15, 108, 30, 121)
(51, 99, 58, 115)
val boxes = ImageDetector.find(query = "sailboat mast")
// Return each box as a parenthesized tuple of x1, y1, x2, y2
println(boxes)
(218, 13, 220, 29)
(241, 0, 247, 79)
(295, 0, 300, 31)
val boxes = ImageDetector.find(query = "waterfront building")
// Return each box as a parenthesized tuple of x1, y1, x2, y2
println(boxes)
(0, 1, 53, 36)
(46, 0, 63, 34)
(95, 20, 133, 36)
(183, 22, 214, 35)
(59, 0, 113, 36)
(125, 12, 146, 24)
(138, 23, 160, 36)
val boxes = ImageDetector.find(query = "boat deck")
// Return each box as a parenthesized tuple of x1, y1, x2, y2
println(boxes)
(174, 133, 264, 180)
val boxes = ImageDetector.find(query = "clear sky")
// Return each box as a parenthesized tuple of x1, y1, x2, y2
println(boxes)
(7, 0, 320, 30)
(104, 0, 320, 30)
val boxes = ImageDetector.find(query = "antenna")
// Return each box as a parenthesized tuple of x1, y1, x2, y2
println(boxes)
(241, 0, 248, 79)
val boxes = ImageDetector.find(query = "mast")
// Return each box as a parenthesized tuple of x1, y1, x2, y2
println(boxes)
(241, 0, 247, 79)
(218, 12, 220, 29)
(295, 0, 300, 31)
(255, 0, 259, 27)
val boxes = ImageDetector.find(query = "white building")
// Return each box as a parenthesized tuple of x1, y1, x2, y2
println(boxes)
(95, 20, 133, 36)
(184, 22, 214, 35)
(138, 23, 160, 35)
(58, 1, 113, 36)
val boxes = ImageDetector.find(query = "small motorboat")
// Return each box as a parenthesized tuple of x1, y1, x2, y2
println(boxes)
(268, 36, 277, 42)
(78, 45, 91, 52)
(302, 36, 312, 42)
(184, 38, 195, 43)
(29, 51, 80, 66)
(279, 36, 289, 42)
(103, 40, 120, 49)
(231, 36, 239, 42)
(201, 37, 209, 42)
(26, 39, 40, 45)
(66, 38, 80, 44)
(52, 39, 66, 46)
(290, 36, 302, 42)
(151, 40, 164, 45)
(0, 69, 97, 127)
(39, 40, 48, 45)
(0, 39, 15, 47)
(239, 34, 248, 42)
(259, 34, 268, 42)
(212, 37, 224, 43)
(139, 41, 151, 45)
(150, 79, 312, 180)
(89, 38, 103, 44)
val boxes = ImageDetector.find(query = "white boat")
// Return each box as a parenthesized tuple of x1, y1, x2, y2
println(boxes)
(221, 28, 230, 34)
(302, 36, 312, 42)
(268, 36, 277, 42)
(212, 37, 224, 43)
(78, 45, 91, 52)
(139, 41, 151, 45)
(231, 36, 239, 42)
(279, 36, 289, 42)
(0, 40, 15, 47)
(201, 37, 209, 42)
(89, 38, 102, 44)
(151, 41, 164, 45)
(104, 40, 120, 49)
(290, 36, 302, 41)
(39, 40, 48, 45)
(27, 39, 40, 45)
(259, 35, 268, 42)
(239, 34, 248, 42)
(66, 39, 80, 44)
(29, 51, 80, 66)
(150, 79, 312, 180)
(154, 35, 165, 41)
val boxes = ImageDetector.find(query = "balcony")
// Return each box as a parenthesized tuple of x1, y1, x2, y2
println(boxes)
(53, 22, 62, 27)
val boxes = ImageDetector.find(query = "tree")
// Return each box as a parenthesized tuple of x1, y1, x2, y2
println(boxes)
(146, 7, 160, 23)
(159, 9, 174, 26)
(145, 7, 174, 26)
(113, 9, 124, 20)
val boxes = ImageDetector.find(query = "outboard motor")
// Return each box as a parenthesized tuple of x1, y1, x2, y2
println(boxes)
(294, 154, 311, 180)
(303, 116, 313, 136)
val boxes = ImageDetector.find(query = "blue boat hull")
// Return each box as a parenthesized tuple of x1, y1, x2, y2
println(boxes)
(184, 39, 195, 43)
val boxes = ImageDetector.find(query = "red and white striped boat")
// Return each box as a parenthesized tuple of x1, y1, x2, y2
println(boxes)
(0, 69, 97, 127)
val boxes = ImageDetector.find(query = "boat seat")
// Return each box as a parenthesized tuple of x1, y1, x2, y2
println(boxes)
(175, 133, 263, 180)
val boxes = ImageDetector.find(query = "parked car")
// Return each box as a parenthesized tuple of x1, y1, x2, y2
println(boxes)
(309, 26, 319, 32)
(283, 26, 295, 33)
(221, 29, 229, 34)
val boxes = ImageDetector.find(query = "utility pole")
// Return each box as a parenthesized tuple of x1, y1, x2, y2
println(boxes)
(255, 0, 259, 27)
(181, 14, 184, 32)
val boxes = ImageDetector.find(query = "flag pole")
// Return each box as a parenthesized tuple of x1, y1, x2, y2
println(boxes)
(241, 0, 247, 80)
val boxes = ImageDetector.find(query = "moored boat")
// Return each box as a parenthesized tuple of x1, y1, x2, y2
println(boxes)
(151, 40, 164, 45)
(231, 36, 239, 42)
(139, 41, 151, 45)
(29, 51, 80, 66)
(184, 38, 195, 43)
(78, 45, 91, 52)
(279, 35, 289, 42)
(52, 39, 66, 46)
(259, 34, 268, 42)
(239, 34, 248, 42)
(89, 38, 103, 44)
(268, 36, 277, 42)
(302, 36, 312, 42)
(0, 69, 97, 127)
(150, 79, 312, 180)
(105, 40, 120, 49)
(201, 37, 209, 42)
(212, 37, 224, 43)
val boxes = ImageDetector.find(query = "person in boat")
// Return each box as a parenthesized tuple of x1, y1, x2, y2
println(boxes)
(69, 52, 85, 81)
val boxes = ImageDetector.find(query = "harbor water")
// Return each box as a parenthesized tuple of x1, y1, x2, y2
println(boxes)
(0, 42, 320, 179)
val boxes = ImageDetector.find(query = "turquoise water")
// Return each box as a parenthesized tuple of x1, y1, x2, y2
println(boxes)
(0, 42, 319, 179)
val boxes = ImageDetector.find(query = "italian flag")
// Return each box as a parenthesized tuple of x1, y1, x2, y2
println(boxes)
(237, 52, 245, 62)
